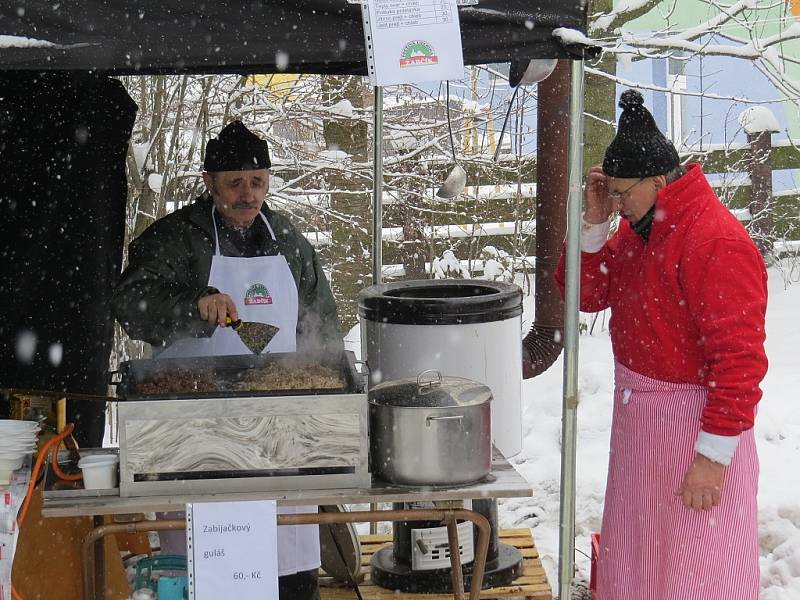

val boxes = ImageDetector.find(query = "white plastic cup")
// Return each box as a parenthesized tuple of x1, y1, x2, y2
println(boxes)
(78, 454, 119, 489)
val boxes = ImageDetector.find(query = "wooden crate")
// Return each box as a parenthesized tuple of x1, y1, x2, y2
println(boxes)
(320, 528, 552, 600)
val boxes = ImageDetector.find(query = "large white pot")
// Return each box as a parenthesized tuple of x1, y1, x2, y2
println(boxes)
(358, 280, 523, 457)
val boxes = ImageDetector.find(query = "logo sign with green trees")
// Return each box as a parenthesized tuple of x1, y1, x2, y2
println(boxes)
(244, 283, 273, 305)
(399, 40, 438, 68)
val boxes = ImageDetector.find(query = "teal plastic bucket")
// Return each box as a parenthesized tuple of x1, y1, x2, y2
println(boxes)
(133, 554, 187, 594)
(157, 575, 188, 600)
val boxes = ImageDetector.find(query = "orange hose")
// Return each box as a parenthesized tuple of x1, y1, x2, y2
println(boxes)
(50, 440, 83, 482)
(13, 423, 79, 600)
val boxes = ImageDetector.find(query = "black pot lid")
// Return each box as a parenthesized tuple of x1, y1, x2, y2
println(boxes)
(368, 370, 492, 408)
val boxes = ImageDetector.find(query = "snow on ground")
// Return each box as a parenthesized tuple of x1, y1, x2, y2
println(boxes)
(500, 261, 800, 598)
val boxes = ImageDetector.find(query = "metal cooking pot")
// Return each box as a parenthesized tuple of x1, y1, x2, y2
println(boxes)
(368, 370, 492, 486)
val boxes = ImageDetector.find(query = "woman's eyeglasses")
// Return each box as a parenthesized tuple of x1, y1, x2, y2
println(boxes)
(607, 178, 645, 201)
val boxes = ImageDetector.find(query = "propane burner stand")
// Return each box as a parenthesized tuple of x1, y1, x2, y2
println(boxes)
(370, 498, 523, 593)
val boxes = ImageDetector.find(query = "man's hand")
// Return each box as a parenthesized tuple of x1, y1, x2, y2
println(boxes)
(584, 165, 614, 224)
(677, 454, 725, 511)
(197, 293, 238, 326)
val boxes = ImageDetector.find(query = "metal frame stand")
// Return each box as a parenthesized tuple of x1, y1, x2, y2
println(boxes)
(81, 507, 490, 600)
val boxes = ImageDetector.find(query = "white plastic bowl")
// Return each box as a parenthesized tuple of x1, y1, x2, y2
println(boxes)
(2, 427, 38, 437)
(0, 450, 28, 459)
(0, 420, 40, 433)
(0, 442, 37, 454)
(0, 447, 23, 454)
(0, 439, 37, 450)
(79, 454, 119, 490)
(0, 430, 39, 447)
(0, 455, 24, 472)
(0, 466, 13, 485)
(0, 442, 36, 452)
(0, 437, 37, 447)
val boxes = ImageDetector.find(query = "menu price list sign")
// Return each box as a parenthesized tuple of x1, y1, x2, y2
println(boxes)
(187, 500, 279, 600)
(375, 0, 453, 28)
(364, 0, 464, 86)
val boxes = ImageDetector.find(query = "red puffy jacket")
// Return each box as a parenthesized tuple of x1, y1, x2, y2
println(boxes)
(556, 164, 768, 436)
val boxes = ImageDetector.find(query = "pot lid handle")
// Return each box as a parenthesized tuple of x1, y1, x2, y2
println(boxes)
(417, 369, 443, 391)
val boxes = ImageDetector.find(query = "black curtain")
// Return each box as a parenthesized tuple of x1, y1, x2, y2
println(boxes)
(0, 72, 136, 446)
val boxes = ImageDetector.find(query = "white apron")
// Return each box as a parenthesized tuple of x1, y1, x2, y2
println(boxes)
(158, 207, 320, 577)
(160, 208, 298, 357)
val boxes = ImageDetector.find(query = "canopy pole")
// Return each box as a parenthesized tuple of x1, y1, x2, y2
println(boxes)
(369, 85, 384, 534)
(558, 58, 585, 600)
(372, 85, 384, 285)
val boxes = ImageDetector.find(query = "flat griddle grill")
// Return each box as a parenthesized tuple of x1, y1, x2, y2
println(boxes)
(111, 350, 363, 400)
(113, 350, 370, 497)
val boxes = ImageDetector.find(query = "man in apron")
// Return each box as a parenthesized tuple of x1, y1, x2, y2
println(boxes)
(113, 120, 342, 600)
(555, 90, 768, 599)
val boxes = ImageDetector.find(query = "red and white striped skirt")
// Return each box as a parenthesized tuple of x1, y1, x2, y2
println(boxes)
(595, 363, 759, 600)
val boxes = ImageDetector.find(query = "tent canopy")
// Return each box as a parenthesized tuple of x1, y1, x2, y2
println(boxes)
(2, 0, 589, 75)
(0, 1, 590, 450)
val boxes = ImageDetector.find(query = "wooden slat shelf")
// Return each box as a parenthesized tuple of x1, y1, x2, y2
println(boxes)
(321, 528, 552, 600)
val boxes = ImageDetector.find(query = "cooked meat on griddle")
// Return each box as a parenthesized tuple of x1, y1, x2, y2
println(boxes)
(237, 361, 344, 391)
(135, 360, 343, 395)
(137, 370, 219, 394)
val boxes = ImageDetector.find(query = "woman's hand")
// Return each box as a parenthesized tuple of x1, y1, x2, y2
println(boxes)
(677, 454, 725, 511)
(584, 165, 613, 224)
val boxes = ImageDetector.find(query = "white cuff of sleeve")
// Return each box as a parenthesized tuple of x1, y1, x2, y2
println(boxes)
(694, 431, 741, 466)
(580, 216, 611, 253)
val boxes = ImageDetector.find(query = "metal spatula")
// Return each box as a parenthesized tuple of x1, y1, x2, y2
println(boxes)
(225, 318, 280, 354)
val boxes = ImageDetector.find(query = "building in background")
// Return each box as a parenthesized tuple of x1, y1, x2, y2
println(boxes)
(621, 0, 800, 192)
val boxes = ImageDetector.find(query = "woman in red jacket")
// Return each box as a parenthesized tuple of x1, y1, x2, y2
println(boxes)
(556, 90, 768, 600)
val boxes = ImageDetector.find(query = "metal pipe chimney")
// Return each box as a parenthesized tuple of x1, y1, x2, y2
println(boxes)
(522, 59, 570, 378)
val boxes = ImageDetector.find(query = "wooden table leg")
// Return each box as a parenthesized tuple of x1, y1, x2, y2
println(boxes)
(83, 529, 95, 600)
(93, 516, 104, 600)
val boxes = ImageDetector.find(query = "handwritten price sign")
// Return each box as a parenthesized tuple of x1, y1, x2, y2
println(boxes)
(188, 500, 279, 600)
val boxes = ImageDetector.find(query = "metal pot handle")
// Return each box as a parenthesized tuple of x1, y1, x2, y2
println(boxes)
(353, 360, 370, 390)
(417, 369, 442, 390)
(353, 360, 370, 375)
(426, 414, 464, 427)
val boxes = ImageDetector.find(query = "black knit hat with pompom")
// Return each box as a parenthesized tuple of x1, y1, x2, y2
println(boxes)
(203, 120, 271, 172)
(602, 89, 680, 178)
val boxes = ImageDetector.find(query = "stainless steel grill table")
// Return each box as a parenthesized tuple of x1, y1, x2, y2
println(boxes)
(41, 450, 532, 600)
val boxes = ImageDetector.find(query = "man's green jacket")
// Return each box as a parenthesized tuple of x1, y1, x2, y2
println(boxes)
(111, 194, 342, 352)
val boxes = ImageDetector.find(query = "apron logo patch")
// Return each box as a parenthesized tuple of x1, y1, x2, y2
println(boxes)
(244, 283, 273, 305)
